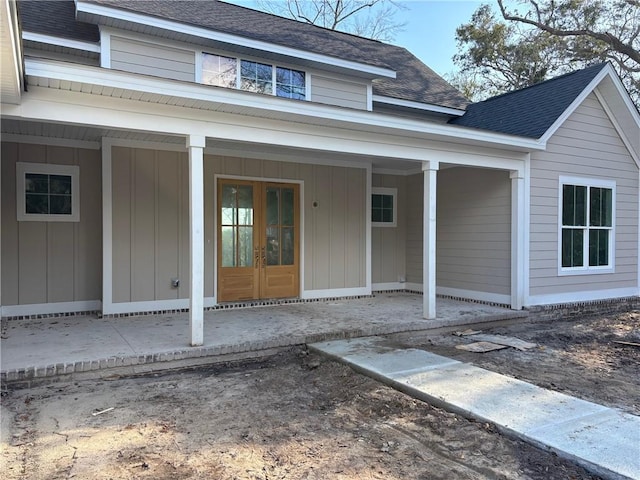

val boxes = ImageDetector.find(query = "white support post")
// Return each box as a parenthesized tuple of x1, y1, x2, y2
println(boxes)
(188, 134, 206, 346)
(422, 161, 439, 319)
(510, 169, 525, 310)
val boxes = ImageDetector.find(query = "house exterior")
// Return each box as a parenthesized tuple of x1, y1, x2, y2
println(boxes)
(1, 0, 639, 345)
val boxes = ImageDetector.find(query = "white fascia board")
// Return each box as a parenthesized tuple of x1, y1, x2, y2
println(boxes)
(539, 64, 639, 143)
(75, 0, 396, 79)
(22, 31, 101, 53)
(372, 95, 466, 116)
(24, 58, 545, 152)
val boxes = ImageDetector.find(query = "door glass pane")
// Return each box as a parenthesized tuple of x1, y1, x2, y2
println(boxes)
(281, 188, 294, 225)
(266, 226, 279, 265)
(562, 228, 584, 267)
(221, 185, 236, 225)
(238, 226, 253, 267)
(221, 226, 236, 267)
(237, 185, 254, 226)
(281, 227, 294, 265)
(266, 188, 279, 225)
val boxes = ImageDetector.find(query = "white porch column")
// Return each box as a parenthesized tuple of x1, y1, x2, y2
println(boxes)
(422, 161, 439, 319)
(510, 169, 525, 310)
(188, 134, 206, 346)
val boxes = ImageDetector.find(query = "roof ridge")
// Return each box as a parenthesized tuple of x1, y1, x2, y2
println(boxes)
(216, 0, 386, 46)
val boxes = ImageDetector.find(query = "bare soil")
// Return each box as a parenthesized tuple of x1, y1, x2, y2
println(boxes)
(394, 311, 640, 416)
(2, 311, 637, 479)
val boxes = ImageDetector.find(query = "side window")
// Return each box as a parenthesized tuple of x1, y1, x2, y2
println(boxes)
(276, 67, 306, 100)
(16, 162, 80, 222)
(202, 54, 237, 88)
(559, 177, 614, 274)
(372, 187, 397, 227)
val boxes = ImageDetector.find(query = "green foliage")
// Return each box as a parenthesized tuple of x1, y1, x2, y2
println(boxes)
(453, 1, 639, 104)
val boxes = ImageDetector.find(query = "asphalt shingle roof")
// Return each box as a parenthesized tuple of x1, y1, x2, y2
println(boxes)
(18, 0, 469, 110)
(449, 63, 608, 138)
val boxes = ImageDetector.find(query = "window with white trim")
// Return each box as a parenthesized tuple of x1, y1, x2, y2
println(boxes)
(201, 53, 306, 100)
(372, 187, 397, 227)
(559, 177, 614, 273)
(16, 162, 80, 222)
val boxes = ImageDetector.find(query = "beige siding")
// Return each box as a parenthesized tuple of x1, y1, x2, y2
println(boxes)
(372, 174, 407, 284)
(1, 142, 102, 306)
(111, 147, 190, 303)
(311, 75, 368, 110)
(111, 148, 367, 303)
(110, 36, 195, 82)
(529, 92, 639, 296)
(405, 173, 423, 283)
(403, 168, 512, 297)
(437, 168, 511, 296)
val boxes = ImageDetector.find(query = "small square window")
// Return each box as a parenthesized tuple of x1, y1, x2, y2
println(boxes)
(372, 187, 397, 227)
(17, 163, 80, 222)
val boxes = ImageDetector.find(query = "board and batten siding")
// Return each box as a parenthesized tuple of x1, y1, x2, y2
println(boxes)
(110, 148, 367, 304)
(404, 168, 512, 298)
(372, 174, 407, 284)
(437, 167, 511, 296)
(1, 142, 102, 306)
(310, 75, 368, 110)
(209, 156, 367, 291)
(529, 92, 639, 298)
(110, 36, 195, 82)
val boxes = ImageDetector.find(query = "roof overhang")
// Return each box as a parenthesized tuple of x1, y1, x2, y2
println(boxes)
(372, 95, 466, 117)
(1, 0, 23, 104)
(74, 0, 396, 80)
(19, 57, 545, 153)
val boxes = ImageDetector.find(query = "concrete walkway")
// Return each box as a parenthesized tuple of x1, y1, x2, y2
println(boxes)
(310, 336, 640, 480)
(1, 294, 525, 385)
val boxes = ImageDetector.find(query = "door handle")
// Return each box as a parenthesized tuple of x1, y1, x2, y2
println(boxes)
(254, 246, 260, 269)
(261, 246, 266, 268)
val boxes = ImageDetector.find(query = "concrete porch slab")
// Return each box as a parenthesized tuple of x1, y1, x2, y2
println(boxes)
(1, 294, 526, 385)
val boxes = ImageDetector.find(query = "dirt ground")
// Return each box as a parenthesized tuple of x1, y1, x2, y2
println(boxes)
(1, 311, 637, 480)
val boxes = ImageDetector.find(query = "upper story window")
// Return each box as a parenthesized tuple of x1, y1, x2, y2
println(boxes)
(559, 176, 615, 274)
(201, 53, 306, 100)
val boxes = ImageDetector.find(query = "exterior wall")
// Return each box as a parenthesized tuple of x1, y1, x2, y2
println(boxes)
(110, 147, 367, 303)
(405, 173, 423, 283)
(1, 142, 102, 306)
(310, 74, 368, 110)
(529, 92, 639, 300)
(372, 173, 406, 284)
(437, 167, 511, 297)
(403, 167, 512, 300)
(110, 36, 195, 82)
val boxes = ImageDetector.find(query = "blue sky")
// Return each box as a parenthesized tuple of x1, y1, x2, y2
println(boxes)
(224, 0, 485, 77)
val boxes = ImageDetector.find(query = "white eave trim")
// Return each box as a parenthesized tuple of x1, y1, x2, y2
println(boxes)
(22, 31, 101, 53)
(539, 64, 640, 143)
(75, 0, 396, 79)
(23, 57, 545, 151)
(372, 95, 466, 116)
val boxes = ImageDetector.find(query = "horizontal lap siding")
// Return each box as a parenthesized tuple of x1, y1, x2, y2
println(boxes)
(311, 75, 368, 110)
(110, 36, 195, 82)
(1, 142, 102, 306)
(372, 174, 406, 284)
(529, 93, 639, 296)
(437, 168, 511, 295)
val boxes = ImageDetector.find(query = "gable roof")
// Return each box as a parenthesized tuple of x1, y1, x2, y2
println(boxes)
(18, 0, 470, 110)
(449, 63, 609, 138)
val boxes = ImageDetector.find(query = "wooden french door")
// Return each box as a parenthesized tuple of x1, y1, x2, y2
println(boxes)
(217, 179, 300, 302)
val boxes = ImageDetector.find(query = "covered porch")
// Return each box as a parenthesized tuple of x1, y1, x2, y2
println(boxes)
(0, 293, 527, 385)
